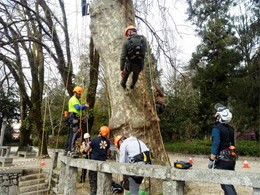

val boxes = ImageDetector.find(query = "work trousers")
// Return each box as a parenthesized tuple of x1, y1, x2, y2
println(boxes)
(156, 103, 165, 115)
(89, 170, 97, 195)
(128, 176, 140, 195)
(65, 115, 79, 151)
(121, 62, 143, 88)
(215, 159, 237, 195)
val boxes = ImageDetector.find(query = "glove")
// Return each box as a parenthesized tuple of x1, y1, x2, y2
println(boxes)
(120, 70, 125, 77)
(208, 159, 214, 169)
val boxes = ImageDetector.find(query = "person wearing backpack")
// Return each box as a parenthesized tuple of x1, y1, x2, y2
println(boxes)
(114, 135, 151, 195)
(208, 103, 237, 195)
(120, 25, 147, 90)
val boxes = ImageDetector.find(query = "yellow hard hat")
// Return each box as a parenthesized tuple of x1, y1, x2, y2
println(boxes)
(73, 86, 83, 95)
(124, 25, 136, 37)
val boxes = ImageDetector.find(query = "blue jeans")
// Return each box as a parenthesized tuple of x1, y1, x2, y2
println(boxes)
(215, 160, 237, 195)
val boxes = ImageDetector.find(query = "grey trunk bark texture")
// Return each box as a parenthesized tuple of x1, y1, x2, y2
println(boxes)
(90, 0, 169, 164)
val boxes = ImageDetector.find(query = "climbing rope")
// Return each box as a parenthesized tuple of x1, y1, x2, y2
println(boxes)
(143, 1, 171, 165)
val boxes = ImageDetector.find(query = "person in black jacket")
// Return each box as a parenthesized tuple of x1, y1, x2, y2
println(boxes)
(208, 103, 237, 195)
(120, 25, 147, 90)
(85, 126, 110, 195)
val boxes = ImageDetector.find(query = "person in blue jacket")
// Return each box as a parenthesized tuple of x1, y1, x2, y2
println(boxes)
(208, 103, 237, 195)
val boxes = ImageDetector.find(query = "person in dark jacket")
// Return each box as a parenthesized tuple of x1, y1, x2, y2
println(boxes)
(85, 126, 111, 195)
(120, 25, 147, 90)
(152, 80, 166, 115)
(208, 103, 237, 195)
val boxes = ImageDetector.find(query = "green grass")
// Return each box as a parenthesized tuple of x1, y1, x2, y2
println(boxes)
(164, 139, 260, 157)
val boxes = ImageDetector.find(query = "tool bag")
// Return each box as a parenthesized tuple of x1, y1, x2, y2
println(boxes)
(174, 161, 192, 169)
(218, 145, 238, 162)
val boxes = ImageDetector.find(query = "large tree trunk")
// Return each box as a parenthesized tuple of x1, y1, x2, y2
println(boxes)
(90, 0, 170, 192)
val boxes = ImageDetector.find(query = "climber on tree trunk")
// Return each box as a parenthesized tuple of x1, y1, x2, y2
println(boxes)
(120, 25, 147, 90)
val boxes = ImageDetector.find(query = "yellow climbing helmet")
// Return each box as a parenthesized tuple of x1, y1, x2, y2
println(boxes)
(73, 86, 83, 95)
(124, 25, 136, 37)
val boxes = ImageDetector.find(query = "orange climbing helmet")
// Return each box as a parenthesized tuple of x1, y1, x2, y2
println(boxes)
(99, 126, 110, 137)
(124, 25, 137, 37)
(73, 86, 83, 95)
(114, 135, 123, 149)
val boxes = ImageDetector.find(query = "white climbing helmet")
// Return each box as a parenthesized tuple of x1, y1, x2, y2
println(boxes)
(214, 103, 232, 124)
(83, 133, 90, 139)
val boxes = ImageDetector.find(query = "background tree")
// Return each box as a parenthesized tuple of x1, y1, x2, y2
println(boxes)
(187, 0, 242, 135)
(228, 0, 259, 140)
(0, 0, 77, 155)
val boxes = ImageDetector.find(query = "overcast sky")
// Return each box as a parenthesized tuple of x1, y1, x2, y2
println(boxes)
(64, 0, 200, 79)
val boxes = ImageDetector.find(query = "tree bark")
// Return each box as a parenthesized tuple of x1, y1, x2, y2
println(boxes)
(90, 1, 170, 192)
(91, 0, 169, 163)
(86, 37, 100, 133)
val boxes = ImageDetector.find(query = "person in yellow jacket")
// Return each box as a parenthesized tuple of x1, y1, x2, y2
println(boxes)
(65, 86, 89, 157)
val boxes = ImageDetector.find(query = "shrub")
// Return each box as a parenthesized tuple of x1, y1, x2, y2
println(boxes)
(165, 140, 259, 157)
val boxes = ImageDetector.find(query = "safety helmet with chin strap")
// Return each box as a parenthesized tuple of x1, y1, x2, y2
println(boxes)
(99, 126, 110, 137)
(83, 133, 90, 139)
(114, 135, 123, 149)
(214, 103, 232, 124)
(73, 86, 83, 95)
(124, 25, 137, 37)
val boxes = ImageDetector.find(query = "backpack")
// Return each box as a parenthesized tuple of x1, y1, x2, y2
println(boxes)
(127, 35, 146, 62)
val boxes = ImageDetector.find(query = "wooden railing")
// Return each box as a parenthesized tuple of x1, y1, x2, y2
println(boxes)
(54, 155, 260, 195)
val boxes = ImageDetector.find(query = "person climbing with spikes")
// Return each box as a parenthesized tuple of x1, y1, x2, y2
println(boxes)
(208, 103, 238, 195)
(65, 86, 89, 158)
(120, 25, 147, 93)
(152, 80, 166, 115)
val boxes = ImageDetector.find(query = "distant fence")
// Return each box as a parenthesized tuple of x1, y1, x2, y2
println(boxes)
(55, 155, 260, 195)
